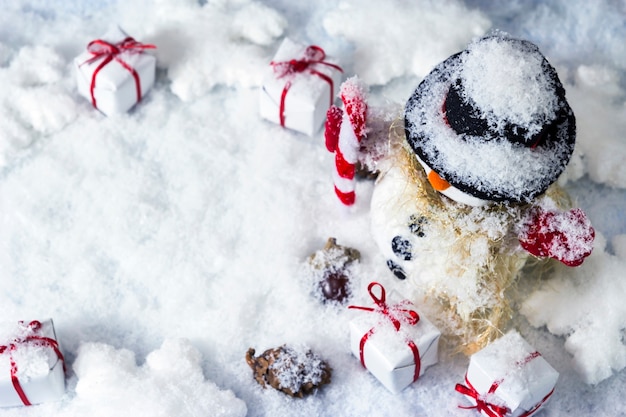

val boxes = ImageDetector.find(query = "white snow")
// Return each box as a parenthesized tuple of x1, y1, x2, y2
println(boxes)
(323, 0, 490, 85)
(120, 0, 287, 102)
(70, 339, 247, 417)
(520, 233, 626, 385)
(568, 67, 626, 188)
(0, 0, 624, 416)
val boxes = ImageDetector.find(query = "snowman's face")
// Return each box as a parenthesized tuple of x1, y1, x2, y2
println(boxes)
(415, 156, 489, 207)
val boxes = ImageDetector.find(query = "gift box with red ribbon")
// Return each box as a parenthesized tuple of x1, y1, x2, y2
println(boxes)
(259, 38, 343, 136)
(455, 330, 559, 417)
(0, 319, 66, 408)
(74, 26, 156, 116)
(348, 282, 441, 394)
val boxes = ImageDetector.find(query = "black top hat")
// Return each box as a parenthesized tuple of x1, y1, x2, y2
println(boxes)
(404, 35, 576, 204)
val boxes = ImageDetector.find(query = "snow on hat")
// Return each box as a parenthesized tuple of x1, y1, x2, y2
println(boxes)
(404, 35, 576, 204)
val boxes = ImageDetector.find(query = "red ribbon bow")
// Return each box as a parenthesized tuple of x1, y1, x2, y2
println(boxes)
(81, 36, 156, 110)
(270, 45, 343, 127)
(349, 282, 419, 330)
(0, 321, 66, 406)
(349, 282, 422, 383)
(455, 376, 510, 417)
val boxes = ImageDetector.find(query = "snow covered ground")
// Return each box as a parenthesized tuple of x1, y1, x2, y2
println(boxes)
(0, 0, 624, 416)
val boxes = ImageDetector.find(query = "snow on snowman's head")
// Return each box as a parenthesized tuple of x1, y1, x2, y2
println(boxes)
(404, 34, 576, 206)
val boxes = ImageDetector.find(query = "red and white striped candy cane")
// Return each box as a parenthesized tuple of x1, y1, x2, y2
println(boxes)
(325, 77, 368, 206)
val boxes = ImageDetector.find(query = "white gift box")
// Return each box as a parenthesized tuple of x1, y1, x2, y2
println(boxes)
(0, 319, 65, 407)
(259, 38, 343, 136)
(349, 283, 441, 393)
(457, 331, 559, 417)
(74, 26, 156, 116)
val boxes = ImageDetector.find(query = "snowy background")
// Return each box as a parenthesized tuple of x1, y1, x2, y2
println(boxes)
(0, 0, 625, 416)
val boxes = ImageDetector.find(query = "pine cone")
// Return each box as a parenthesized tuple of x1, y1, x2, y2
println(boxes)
(307, 238, 361, 305)
(245, 345, 332, 398)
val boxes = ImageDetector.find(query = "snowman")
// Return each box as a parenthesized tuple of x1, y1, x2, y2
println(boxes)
(327, 35, 595, 354)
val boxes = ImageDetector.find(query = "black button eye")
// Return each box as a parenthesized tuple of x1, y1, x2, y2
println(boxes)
(386, 259, 406, 280)
(408, 215, 428, 238)
(391, 236, 413, 261)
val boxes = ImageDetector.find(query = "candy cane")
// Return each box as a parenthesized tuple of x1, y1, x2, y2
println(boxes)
(325, 76, 368, 206)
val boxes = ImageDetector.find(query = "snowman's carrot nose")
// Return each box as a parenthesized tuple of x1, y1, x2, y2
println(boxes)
(428, 170, 451, 191)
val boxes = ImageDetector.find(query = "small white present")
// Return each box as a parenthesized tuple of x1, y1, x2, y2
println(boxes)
(74, 25, 156, 116)
(348, 282, 441, 394)
(455, 330, 559, 417)
(0, 319, 65, 407)
(259, 38, 343, 136)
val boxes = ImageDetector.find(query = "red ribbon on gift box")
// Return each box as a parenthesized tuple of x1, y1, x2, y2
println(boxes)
(270, 45, 343, 127)
(455, 351, 554, 417)
(0, 321, 66, 406)
(80, 36, 156, 111)
(349, 282, 422, 383)
(455, 375, 510, 417)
